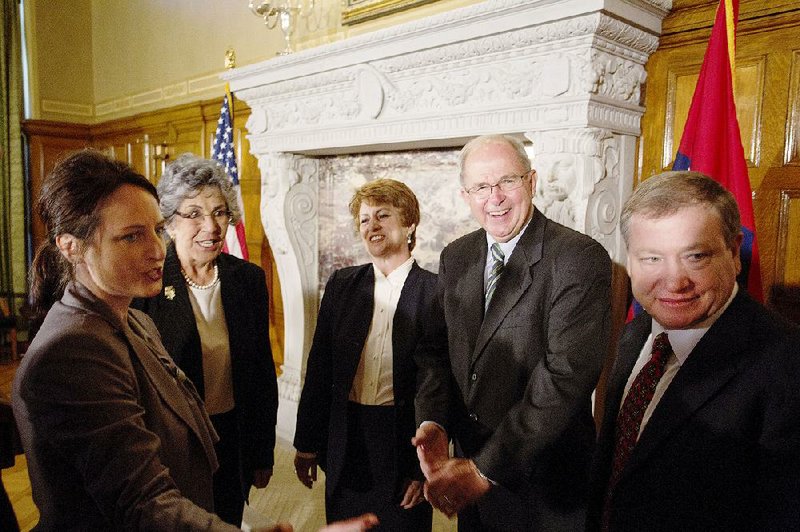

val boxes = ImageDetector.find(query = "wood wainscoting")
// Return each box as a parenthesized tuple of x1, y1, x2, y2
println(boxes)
(22, 98, 285, 371)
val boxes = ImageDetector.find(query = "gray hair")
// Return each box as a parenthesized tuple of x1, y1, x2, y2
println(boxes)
(458, 134, 532, 184)
(621, 171, 741, 247)
(157, 153, 241, 226)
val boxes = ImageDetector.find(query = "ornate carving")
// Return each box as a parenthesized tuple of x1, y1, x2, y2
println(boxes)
(258, 152, 319, 369)
(238, 0, 669, 438)
(529, 128, 625, 261)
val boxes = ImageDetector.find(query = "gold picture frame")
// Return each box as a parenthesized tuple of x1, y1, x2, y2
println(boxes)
(342, 0, 439, 26)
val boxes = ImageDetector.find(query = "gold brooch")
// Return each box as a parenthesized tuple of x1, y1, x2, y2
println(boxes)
(164, 286, 175, 300)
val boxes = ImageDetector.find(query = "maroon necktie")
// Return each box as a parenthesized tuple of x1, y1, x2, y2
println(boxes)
(602, 332, 672, 530)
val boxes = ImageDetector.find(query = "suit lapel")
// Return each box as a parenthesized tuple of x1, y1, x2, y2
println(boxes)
(623, 292, 754, 477)
(124, 312, 218, 467)
(393, 264, 419, 360)
(341, 267, 375, 386)
(472, 212, 542, 363)
(217, 254, 240, 353)
(157, 245, 206, 393)
(604, 315, 652, 431)
(160, 245, 201, 344)
(450, 233, 487, 364)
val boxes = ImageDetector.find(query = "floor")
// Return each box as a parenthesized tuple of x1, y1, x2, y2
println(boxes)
(1, 358, 456, 531)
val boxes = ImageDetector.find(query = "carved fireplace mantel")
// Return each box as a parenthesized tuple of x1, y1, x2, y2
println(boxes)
(224, 0, 671, 440)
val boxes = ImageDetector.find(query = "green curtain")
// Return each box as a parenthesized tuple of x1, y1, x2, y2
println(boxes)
(0, 0, 25, 318)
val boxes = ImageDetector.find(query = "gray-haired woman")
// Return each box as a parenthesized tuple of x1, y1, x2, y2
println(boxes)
(133, 153, 278, 527)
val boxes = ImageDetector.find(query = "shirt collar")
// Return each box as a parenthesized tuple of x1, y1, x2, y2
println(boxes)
(485, 211, 534, 263)
(373, 256, 415, 287)
(651, 283, 739, 365)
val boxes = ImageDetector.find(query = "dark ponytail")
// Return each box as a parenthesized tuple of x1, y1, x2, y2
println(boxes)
(27, 149, 156, 339)
(28, 241, 69, 337)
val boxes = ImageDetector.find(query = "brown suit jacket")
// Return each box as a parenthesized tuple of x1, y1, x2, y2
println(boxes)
(13, 282, 239, 531)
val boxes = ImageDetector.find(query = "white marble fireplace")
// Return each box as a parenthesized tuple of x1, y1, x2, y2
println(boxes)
(225, 0, 671, 441)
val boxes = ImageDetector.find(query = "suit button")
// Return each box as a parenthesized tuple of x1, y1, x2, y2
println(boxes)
(469, 413, 478, 422)
(471, 373, 477, 381)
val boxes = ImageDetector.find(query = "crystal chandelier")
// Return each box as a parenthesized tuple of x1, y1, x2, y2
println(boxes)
(248, 0, 322, 55)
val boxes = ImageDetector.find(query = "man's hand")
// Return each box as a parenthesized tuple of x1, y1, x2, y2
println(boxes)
(255, 513, 378, 532)
(254, 524, 292, 532)
(412, 423, 449, 479)
(253, 467, 273, 489)
(320, 513, 379, 531)
(293, 452, 318, 489)
(423, 458, 491, 518)
(399, 479, 426, 509)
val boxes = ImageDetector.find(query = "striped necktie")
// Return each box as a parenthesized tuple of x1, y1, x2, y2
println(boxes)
(485, 243, 505, 311)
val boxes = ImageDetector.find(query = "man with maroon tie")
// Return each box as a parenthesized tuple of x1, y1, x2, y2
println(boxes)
(588, 171, 800, 531)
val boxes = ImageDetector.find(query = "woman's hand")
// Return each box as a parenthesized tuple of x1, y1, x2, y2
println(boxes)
(253, 467, 273, 489)
(399, 479, 425, 509)
(254, 524, 293, 532)
(293, 452, 318, 489)
(320, 513, 379, 531)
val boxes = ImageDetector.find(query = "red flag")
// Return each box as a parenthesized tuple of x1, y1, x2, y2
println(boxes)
(672, 0, 762, 302)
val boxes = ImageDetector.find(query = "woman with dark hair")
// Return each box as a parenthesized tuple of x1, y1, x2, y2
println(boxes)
(294, 179, 435, 531)
(133, 153, 278, 527)
(13, 149, 377, 532)
(13, 150, 245, 530)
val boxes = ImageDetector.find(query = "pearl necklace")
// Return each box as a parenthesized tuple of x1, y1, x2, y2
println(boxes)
(181, 263, 219, 290)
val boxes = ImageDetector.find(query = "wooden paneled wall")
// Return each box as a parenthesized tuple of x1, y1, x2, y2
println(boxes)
(22, 98, 285, 369)
(639, 0, 800, 323)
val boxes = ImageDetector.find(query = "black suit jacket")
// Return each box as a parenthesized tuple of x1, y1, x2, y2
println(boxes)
(588, 290, 800, 531)
(134, 245, 278, 493)
(294, 262, 437, 499)
(415, 210, 612, 530)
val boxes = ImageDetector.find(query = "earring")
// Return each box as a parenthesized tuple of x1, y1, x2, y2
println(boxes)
(407, 233, 412, 245)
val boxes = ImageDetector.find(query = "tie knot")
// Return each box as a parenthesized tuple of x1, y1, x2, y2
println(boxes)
(651, 332, 672, 366)
(491, 243, 505, 263)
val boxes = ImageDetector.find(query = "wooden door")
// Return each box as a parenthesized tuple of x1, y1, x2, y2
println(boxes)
(639, 0, 800, 323)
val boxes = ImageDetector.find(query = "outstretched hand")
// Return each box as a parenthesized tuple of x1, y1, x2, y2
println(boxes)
(255, 513, 378, 532)
(411, 423, 449, 479)
(320, 513, 379, 531)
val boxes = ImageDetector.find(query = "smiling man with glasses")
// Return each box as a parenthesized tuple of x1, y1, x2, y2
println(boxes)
(414, 134, 612, 531)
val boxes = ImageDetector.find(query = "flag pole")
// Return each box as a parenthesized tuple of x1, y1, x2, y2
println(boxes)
(224, 47, 236, 126)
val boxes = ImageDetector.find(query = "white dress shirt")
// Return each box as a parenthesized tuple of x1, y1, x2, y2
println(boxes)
(483, 214, 533, 289)
(348, 256, 415, 406)
(621, 283, 739, 438)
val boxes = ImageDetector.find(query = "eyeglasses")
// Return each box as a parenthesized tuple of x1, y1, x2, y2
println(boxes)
(174, 208, 232, 225)
(464, 171, 532, 200)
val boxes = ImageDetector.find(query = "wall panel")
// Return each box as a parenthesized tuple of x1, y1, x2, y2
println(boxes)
(641, 0, 800, 322)
(23, 97, 284, 368)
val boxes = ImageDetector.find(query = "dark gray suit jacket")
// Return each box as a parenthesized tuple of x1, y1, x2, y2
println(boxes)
(588, 290, 800, 531)
(13, 282, 238, 531)
(295, 262, 437, 500)
(416, 210, 612, 530)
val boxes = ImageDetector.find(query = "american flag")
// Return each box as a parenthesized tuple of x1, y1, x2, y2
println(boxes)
(211, 93, 249, 261)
